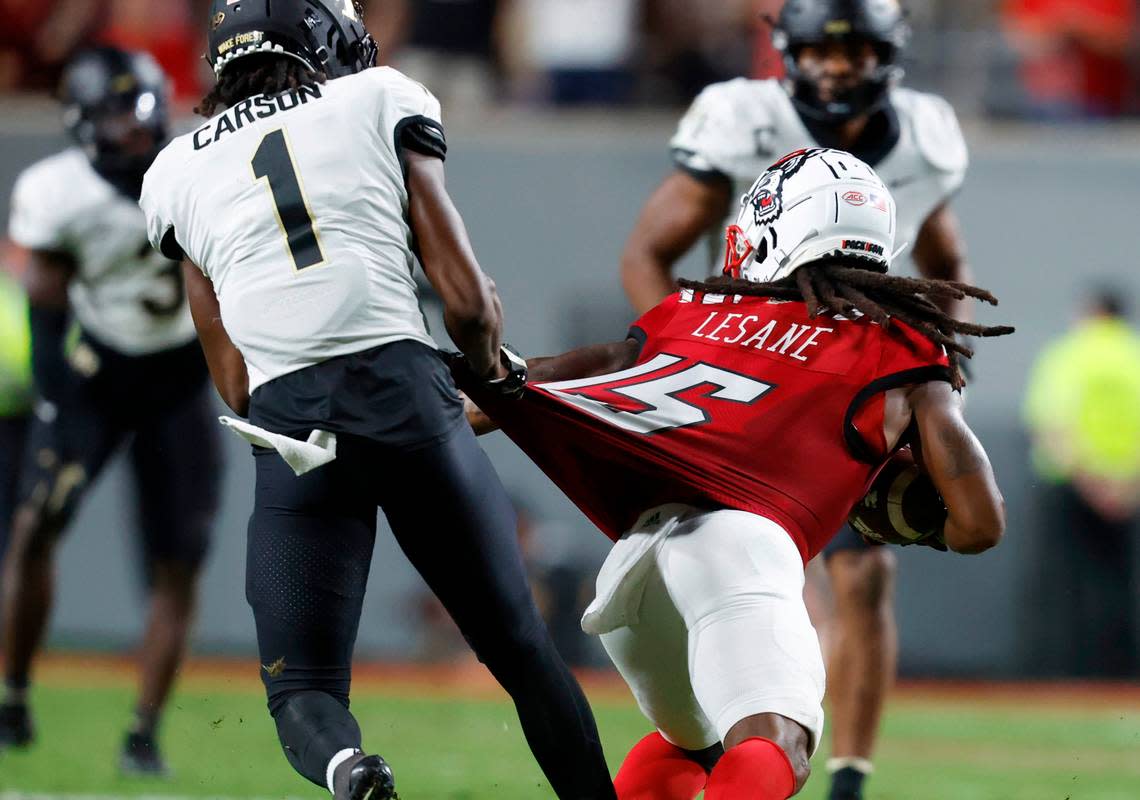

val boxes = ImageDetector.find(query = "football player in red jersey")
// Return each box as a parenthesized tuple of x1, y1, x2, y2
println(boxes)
(626, 4, 974, 795)
(458, 149, 1011, 799)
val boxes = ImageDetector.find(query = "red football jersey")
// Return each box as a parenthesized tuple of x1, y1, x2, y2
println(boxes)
(464, 289, 950, 563)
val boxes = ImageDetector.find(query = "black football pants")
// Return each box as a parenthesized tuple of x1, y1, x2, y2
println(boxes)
(12, 339, 219, 572)
(247, 425, 615, 798)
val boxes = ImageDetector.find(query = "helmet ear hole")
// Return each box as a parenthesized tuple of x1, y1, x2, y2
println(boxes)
(755, 236, 769, 265)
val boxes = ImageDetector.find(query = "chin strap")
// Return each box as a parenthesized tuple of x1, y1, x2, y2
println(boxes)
(890, 240, 910, 263)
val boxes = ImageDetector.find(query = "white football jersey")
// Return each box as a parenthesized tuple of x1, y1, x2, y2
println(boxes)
(140, 67, 441, 392)
(8, 149, 196, 355)
(670, 78, 968, 274)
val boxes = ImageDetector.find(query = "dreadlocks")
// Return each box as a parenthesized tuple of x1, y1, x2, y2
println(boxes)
(679, 259, 1014, 389)
(196, 54, 326, 118)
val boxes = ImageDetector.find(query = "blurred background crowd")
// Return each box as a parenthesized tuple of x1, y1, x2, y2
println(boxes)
(0, 0, 1137, 117)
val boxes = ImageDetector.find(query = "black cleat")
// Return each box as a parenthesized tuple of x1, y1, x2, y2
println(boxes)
(333, 753, 397, 800)
(120, 731, 170, 777)
(0, 703, 33, 748)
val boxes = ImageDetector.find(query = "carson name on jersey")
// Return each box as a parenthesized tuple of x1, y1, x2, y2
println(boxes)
(192, 84, 324, 150)
(141, 67, 444, 392)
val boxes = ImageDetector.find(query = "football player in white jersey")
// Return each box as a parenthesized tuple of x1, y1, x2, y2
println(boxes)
(0, 48, 221, 775)
(619, 2, 972, 798)
(139, 3, 616, 799)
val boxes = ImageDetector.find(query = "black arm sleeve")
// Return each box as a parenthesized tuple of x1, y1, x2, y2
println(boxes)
(671, 148, 731, 187)
(396, 116, 448, 161)
(159, 227, 185, 261)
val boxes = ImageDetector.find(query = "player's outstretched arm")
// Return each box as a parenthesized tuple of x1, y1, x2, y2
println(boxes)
(23, 247, 77, 402)
(527, 338, 641, 384)
(406, 151, 505, 381)
(182, 261, 249, 417)
(621, 171, 731, 315)
(909, 380, 1004, 554)
(460, 339, 640, 437)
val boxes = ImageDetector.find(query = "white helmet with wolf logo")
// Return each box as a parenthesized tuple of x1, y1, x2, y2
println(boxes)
(724, 148, 897, 284)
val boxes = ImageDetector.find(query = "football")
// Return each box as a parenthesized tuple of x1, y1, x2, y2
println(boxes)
(848, 447, 948, 550)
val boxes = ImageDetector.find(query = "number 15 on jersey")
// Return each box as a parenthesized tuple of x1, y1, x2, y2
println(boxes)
(540, 354, 774, 435)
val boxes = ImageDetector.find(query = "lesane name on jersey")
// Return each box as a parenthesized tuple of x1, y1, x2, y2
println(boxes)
(193, 84, 324, 150)
(689, 307, 835, 363)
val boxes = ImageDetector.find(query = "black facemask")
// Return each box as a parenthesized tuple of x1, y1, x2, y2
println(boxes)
(91, 144, 160, 201)
(86, 112, 167, 201)
(786, 54, 900, 125)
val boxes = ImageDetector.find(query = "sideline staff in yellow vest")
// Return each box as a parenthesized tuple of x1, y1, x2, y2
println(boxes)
(1024, 292, 1140, 494)
(0, 271, 31, 415)
(1022, 288, 1140, 677)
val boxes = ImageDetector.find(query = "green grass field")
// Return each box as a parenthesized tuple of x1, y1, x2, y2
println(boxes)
(0, 665, 1137, 800)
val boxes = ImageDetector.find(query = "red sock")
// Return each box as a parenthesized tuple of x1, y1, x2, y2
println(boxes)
(613, 732, 709, 800)
(704, 738, 796, 800)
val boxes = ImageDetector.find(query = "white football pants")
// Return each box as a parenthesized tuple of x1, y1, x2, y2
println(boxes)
(587, 505, 826, 753)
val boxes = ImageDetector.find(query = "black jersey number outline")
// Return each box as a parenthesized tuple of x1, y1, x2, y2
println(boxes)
(251, 128, 327, 271)
(540, 353, 775, 435)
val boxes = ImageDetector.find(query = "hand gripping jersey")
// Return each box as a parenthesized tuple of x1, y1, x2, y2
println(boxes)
(9, 149, 195, 355)
(140, 67, 443, 391)
(671, 79, 968, 272)
(463, 290, 950, 563)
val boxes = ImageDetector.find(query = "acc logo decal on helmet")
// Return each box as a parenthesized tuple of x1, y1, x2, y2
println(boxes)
(843, 190, 867, 206)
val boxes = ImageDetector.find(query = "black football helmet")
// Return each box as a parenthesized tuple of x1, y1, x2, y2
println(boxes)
(60, 46, 169, 198)
(206, 0, 377, 81)
(773, 0, 910, 124)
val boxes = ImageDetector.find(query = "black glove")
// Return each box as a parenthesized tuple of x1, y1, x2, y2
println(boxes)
(444, 344, 528, 399)
(482, 344, 528, 399)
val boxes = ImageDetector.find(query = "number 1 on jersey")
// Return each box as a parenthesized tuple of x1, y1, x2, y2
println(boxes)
(251, 129, 326, 271)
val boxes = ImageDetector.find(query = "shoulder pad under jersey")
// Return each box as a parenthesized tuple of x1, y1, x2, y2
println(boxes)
(9, 149, 96, 252)
(671, 78, 784, 179)
(892, 87, 968, 177)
